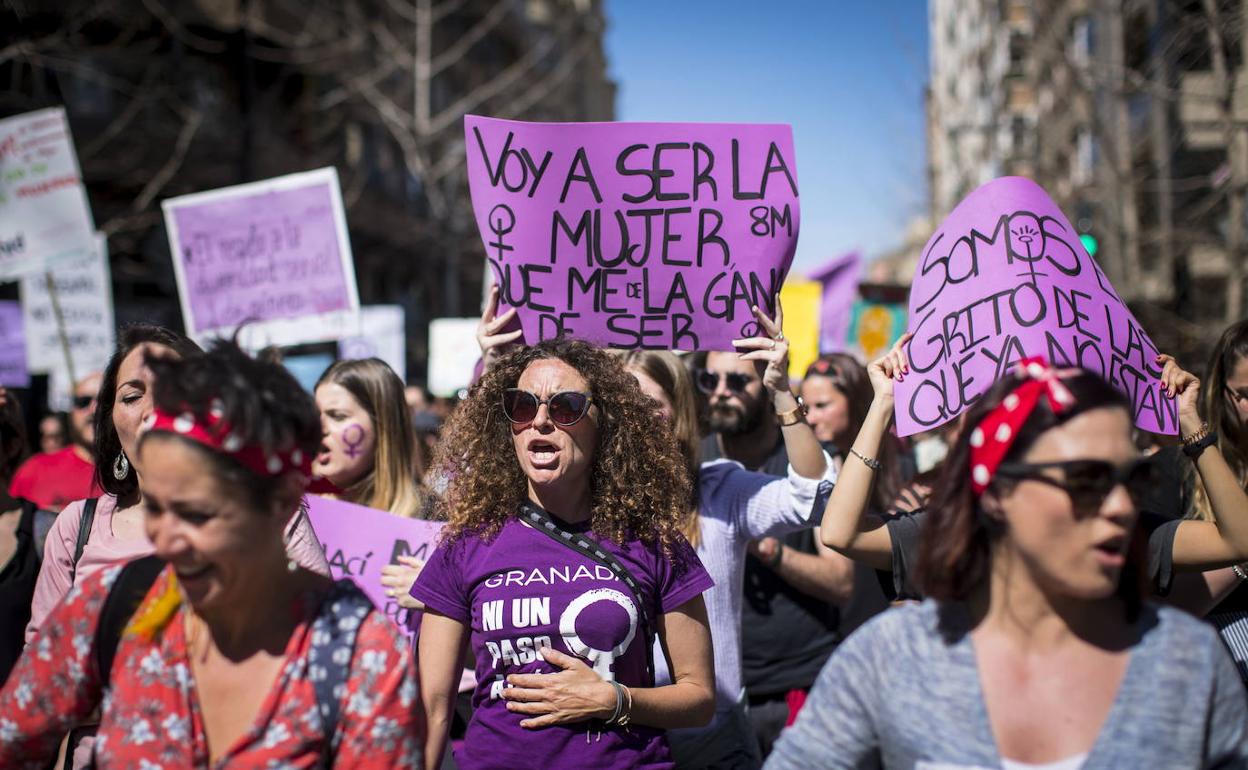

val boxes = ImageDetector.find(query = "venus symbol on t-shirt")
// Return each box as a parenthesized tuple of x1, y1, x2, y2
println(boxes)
(559, 588, 638, 679)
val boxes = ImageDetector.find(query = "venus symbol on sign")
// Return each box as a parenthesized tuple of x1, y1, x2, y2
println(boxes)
(488, 204, 516, 261)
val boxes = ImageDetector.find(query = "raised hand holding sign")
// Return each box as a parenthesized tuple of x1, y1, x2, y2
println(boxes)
(894, 177, 1175, 436)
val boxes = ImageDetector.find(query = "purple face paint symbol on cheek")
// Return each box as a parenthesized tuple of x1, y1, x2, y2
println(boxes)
(341, 424, 366, 459)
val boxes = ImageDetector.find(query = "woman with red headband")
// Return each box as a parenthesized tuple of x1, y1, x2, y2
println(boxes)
(0, 339, 422, 769)
(767, 346, 1247, 768)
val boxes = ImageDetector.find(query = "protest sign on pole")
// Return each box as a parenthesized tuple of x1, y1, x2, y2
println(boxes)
(162, 168, 360, 349)
(21, 232, 115, 410)
(428, 317, 481, 397)
(809, 251, 862, 354)
(305, 495, 443, 639)
(338, 305, 406, 382)
(779, 279, 821, 379)
(0, 107, 96, 279)
(0, 302, 30, 387)
(894, 177, 1175, 437)
(464, 115, 800, 351)
(847, 299, 906, 362)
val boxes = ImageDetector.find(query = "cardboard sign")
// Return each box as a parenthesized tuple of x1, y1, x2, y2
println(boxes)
(305, 495, 443, 638)
(894, 177, 1174, 436)
(0, 301, 29, 387)
(0, 107, 96, 278)
(465, 115, 800, 351)
(21, 232, 115, 410)
(427, 317, 480, 397)
(848, 299, 906, 362)
(338, 305, 406, 383)
(162, 168, 360, 348)
(779, 279, 821, 380)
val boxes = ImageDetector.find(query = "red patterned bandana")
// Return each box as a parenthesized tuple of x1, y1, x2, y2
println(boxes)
(145, 402, 313, 480)
(968, 357, 1078, 495)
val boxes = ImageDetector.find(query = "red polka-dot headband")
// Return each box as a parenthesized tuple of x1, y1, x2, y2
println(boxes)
(968, 357, 1078, 495)
(145, 402, 313, 480)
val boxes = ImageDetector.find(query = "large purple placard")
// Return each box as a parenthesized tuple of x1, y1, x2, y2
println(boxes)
(305, 495, 442, 639)
(465, 116, 800, 350)
(162, 168, 360, 347)
(0, 301, 28, 387)
(894, 177, 1175, 436)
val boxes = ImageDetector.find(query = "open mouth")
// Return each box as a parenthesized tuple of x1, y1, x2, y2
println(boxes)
(1093, 536, 1127, 566)
(527, 439, 560, 466)
(175, 565, 212, 582)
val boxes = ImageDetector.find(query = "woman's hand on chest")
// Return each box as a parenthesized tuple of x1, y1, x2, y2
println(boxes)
(500, 647, 617, 729)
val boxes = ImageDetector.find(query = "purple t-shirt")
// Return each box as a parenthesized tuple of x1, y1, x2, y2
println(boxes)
(411, 515, 713, 770)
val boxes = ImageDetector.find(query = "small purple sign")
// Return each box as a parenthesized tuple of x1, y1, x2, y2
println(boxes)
(305, 495, 443, 639)
(162, 168, 360, 346)
(0, 301, 28, 387)
(465, 115, 800, 350)
(894, 177, 1174, 436)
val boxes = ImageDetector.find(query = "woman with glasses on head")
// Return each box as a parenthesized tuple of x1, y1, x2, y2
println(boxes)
(0, 338, 422, 769)
(412, 337, 717, 770)
(613, 302, 836, 769)
(768, 349, 1248, 769)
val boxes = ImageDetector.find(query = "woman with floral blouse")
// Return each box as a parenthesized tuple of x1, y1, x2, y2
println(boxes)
(0, 339, 423, 769)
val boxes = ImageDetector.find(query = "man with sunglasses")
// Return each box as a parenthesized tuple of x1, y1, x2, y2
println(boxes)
(9, 372, 102, 512)
(694, 350, 858, 760)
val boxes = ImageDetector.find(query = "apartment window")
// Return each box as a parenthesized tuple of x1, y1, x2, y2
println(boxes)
(1073, 129, 1098, 185)
(1071, 16, 1095, 65)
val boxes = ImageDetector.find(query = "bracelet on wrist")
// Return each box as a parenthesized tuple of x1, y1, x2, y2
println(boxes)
(850, 447, 882, 471)
(1233, 564, 1248, 582)
(1182, 429, 1217, 459)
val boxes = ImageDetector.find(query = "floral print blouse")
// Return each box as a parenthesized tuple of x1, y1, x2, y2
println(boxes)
(0, 562, 423, 769)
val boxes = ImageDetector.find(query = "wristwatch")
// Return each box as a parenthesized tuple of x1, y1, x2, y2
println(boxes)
(776, 397, 807, 427)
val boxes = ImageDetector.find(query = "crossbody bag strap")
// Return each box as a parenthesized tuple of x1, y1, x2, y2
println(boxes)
(518, 502, 656, 678)
(95, 555, 165, 687)
(307, 584, 371, 767)
(70, 497, 99, 586)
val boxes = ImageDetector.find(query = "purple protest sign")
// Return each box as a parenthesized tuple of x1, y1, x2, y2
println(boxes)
(162, 168, 360, 348)
(894, 177, 1174, 437)
(304, 495, 443, 639)
(0, 301, 28, 387)
(464, 115, 800, 350)
(809, 251, 862, 353)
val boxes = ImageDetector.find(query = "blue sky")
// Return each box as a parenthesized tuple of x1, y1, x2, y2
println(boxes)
(604, 1, 929, 274)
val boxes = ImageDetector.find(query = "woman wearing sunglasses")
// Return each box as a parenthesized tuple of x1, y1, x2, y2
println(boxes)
(818, 338, 1248, 611)
(767, 351, 1247, 769)
(412, 337, 715, 770)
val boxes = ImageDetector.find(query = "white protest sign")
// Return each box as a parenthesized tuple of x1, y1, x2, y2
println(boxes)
(428, 317, 480, 397)
(0, 107, 96, 279)
(162, 168, 361, 349)
(338, 305, 406, 382)
(21, 232, 115, 410)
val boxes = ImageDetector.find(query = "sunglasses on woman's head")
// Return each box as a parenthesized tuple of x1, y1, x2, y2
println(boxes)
(502, 389, 593, 426)
(994, 457, 1155, 512)
(694, 369, 753, 395)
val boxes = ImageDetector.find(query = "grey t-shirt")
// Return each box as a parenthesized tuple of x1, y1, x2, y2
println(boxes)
(765, 600, 1247, 770)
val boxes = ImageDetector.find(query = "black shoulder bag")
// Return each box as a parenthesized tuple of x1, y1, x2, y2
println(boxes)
(517, 502, 657, 680)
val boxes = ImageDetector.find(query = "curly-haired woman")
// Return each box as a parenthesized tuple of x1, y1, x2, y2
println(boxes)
(411, 336, 717, 770)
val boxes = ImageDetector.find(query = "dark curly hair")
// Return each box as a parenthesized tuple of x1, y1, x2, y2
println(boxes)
(95, 324, 203, 501)
(915, 367, 1145, 619)
(141, 337, 322, 514)
(434, 338, 692, 551)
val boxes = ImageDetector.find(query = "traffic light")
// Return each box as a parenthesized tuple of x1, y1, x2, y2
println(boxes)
(1080, 233, 1099, 258)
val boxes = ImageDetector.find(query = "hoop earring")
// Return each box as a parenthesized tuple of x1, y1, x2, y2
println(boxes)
(113, 452, 129, 481)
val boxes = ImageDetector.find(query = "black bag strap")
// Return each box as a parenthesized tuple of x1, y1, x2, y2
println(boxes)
(307, 584, 371, 766)
(95, 555, 165, 687)
(70, 497, 99, 586)
(518, 502, 656, 677)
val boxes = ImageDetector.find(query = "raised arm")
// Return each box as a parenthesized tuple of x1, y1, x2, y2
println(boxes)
(1157, 355, 1248, 569)
(817, 334, 912, 570)
(734, 297, 825, 480)
(417, 610, 469, 770)
(477, 284, 524, 374)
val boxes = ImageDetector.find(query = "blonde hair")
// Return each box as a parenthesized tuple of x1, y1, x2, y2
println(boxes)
(615, 349, 703, 547)
(317, 358, 431, 518)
